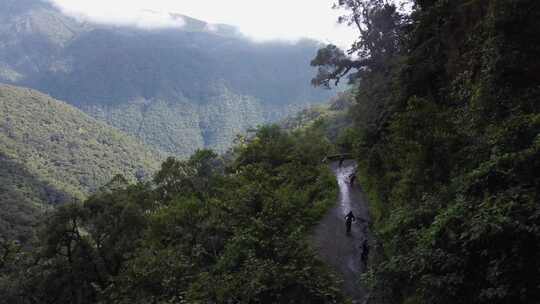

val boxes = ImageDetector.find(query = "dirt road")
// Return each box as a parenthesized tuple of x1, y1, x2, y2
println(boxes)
(312, 160, 371, 303)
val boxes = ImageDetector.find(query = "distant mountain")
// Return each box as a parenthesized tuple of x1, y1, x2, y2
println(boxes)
(0, 0, 333, 155)
(0, 84, 162, 240)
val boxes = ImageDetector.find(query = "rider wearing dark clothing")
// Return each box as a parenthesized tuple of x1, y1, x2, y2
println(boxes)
(361, 239, 370, 268)
(349, 173, 357, 186)
(344, 211, 356, 235)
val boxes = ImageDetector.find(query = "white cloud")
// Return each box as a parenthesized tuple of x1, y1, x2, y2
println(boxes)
(47, 2, 186, 29)
(47, 0, 358, 48)
(133, 10, 185, 29)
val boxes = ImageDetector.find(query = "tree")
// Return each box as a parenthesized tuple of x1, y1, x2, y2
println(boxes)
(311, 0, 408, 88)
(328, 0, 540, 303)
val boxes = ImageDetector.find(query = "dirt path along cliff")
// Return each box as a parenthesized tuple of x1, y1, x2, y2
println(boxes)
(313, 160, 371, 303)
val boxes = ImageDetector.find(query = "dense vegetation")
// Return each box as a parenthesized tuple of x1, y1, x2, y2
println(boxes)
(312, 0, 540, 303)
(0, 0, 333, 155)
(0, 125, 347, 303)
(281, 92, 353, 138)
(2, 0, 538, 303)
(0, 84, 161, 241)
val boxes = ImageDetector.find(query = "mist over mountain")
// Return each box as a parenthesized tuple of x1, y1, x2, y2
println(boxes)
(0, 0, 333, 155)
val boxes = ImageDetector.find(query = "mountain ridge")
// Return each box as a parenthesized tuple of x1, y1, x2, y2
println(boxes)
(0, 0, 333, 155)
(0, 83, 162, 240)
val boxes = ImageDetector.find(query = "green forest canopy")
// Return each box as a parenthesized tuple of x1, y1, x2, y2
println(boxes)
(0, 84, 162, 242)
(0, 125, 346, 303)
(311, 0, 539, 303)
(0, 0, 538, 303)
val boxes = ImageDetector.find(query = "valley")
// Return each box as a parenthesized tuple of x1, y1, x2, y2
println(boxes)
(0, 0, 538, 303)
(0, 0, 333, 155)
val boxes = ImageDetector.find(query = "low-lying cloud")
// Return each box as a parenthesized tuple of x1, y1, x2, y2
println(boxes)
(45, 0, 358, 48)
(47, 1, 186, 29)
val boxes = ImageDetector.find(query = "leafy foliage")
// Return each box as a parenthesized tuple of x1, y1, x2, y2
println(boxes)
(280, 91, 358, 154)
(313, 0, 540, 303)
(0, 126, 345, 303)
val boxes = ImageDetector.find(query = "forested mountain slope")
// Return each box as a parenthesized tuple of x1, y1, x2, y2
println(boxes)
(3, 0, 538, 303)
(0, 126, 347, 303)
(281, 91, 354, 139)
(0, 0, 333, 155)
(0, 84, 162, 240)
(311, 0, 540, 303)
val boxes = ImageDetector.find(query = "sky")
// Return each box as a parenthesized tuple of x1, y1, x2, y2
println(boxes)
(47, 0, 359, 48)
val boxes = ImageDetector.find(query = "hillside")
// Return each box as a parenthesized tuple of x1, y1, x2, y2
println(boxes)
(0, 1, 538, 303)
(0, 0, 334, 155)
(0, 84, 162, 240)
(311, 0, 540, 302)
(280, 91, 355, 148)
(0, 125, 347, 303)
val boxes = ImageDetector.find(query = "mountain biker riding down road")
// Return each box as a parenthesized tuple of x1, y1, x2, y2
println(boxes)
(344, 211, 356, 235)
